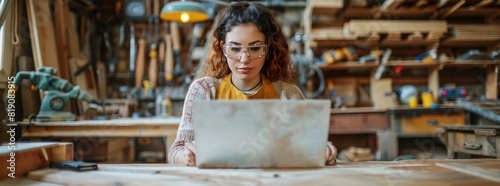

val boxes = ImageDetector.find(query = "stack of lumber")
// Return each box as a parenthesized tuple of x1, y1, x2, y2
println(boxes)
(341, 146, 374, 162)
(447, 24, 500, 41)
(310, 27, 347, 40)
(343, 20, 448, 41)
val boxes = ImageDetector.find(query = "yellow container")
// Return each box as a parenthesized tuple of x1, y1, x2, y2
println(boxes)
(421, 91, 434, 108)
(408, 97, 418, 108)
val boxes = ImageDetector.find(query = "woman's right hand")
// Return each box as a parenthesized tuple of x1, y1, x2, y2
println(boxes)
(184, 141, 196, 166)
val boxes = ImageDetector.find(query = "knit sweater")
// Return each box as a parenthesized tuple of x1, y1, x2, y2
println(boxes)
(168, 76, 336, 164)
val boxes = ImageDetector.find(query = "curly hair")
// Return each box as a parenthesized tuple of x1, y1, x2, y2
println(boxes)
(199, 2, 294, 83)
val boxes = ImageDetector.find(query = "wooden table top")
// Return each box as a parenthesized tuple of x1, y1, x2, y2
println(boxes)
(17, 117, 181, 126)
(2, 159, 499, 185)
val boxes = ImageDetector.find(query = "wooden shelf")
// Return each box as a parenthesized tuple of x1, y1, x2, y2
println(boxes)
(342, 7, 377, 19)
(343, 3, 499, 20)
(380, 40, 439, 47)
(440, 38, 500, 47)
(438, 7, 500, 19)
(307, 1, 499, 101)
(441, 60, 500, 67)
(331, 107, 386, 114)
(311, 39, 378, 48)
(343, 7, 437, 19)
(318, 60, 498, 71)
(319, 62, 378, 70)
(386, 61, 439, 68)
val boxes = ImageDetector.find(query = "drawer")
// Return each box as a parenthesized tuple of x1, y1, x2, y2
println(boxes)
(401, 113, 465, 134)
(451, 132, 499, 157)
(330, 113, 388, 134)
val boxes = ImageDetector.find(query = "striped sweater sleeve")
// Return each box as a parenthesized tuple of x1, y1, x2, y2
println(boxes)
(168, 77, 218, 163)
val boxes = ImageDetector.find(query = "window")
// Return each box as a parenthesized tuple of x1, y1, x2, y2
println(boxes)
(0, 0, 14, 89)
(0, 22, 4, 70)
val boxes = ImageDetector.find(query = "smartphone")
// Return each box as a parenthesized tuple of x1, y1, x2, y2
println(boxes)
(49, 161, 98, 171)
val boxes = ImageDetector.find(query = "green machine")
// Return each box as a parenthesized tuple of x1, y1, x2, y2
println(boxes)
(14, 67, 95, 122)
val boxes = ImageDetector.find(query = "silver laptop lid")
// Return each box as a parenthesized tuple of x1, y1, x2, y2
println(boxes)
(193, 100, 331, 168)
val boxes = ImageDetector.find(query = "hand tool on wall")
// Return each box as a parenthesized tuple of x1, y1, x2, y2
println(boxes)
(128, 23, 137, 87)
(158, 39, 166, 87)
(135, 37, 147, 90)
(170, 22, 184, 79)
(103, 1, 126, 77)
(103, 23, 125, 77)
(148, 43, 158, 88)
(147, 0, 160, 90)
(182, 22, 206, 85)
(165, 34, 174, 86)
(185, 22, 205, 71)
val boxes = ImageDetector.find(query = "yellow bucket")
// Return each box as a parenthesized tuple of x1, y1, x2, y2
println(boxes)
(421, 91, 434, 108)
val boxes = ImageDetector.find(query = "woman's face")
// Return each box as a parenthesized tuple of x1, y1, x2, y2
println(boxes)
(224, 23, 266, 83)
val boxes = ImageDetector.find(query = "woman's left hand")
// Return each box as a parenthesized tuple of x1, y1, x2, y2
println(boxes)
(326, 141, 337, 165)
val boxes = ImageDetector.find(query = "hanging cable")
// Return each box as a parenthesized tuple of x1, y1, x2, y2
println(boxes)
(11, 0, 19, 45)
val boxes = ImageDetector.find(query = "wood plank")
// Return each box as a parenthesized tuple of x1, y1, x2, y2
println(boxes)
(0, 177, 60, 186)
(23, 125, 178, 137)
(437, 162, 500, 183)
(22, 159, 500, 185)
(330, 107, 387, 114)
(470, 0, 494, 8)
(485, 64, 498, 100)
(344, 20, 447, 37)
(19, 117, 181, 126)
(53, 0, 71, 82)
(0, 142, 73, 180)
(440, 0, 466, 19)
(27, 169, 211, 185)
(407, 31, 424, 41)
(25, 0, 61, 76)
(52, 143, 74, 162)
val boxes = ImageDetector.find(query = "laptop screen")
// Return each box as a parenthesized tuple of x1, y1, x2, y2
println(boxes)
(193, 99, 331, 168)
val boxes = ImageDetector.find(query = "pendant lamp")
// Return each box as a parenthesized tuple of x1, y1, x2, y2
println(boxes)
(160, 0, 209, 23)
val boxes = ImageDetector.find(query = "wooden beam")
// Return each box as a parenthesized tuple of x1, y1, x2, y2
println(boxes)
(344, 20, 447, 37)
(437, 162, 500, 183)
(414, 0, 429, 7)
(53, 0, 71, 82)
(485, 64, 498, 100)
(25, 0, 61, 75)
(440, 0, 465, 19)
(470, 0, 493, 9)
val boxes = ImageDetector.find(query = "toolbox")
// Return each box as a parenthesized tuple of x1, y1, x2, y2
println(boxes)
(439, 125, 500, 159)
(389, 107, 467, 135)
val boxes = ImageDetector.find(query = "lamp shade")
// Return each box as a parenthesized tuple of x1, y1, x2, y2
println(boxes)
(160, 1, 208, 23)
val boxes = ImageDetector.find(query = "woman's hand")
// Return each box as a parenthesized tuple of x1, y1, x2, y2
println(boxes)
(326, 141, 337, 165)
(184, 141, 196, 166)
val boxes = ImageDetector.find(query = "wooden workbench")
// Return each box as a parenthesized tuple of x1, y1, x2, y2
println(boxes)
(1, 159, 499, 185)
(18, 117, 181, 163)
(439, 125, 500, 159)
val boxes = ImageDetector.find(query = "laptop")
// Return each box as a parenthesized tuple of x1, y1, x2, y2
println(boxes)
(193, 99, 331, 168)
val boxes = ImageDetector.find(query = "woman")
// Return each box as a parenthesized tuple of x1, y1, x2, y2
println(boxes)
(168, 2, 336, 166)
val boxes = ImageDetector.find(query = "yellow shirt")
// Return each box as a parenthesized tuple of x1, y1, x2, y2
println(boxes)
(216, 74, 279, 100)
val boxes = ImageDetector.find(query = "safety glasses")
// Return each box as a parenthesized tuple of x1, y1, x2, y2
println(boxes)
(223, 43, 267, 60)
